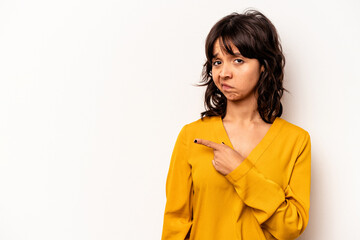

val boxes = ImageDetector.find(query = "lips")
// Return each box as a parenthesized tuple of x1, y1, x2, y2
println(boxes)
(221, 84, 232, 88)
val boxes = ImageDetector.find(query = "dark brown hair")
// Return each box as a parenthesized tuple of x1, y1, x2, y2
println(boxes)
(196, 9, 289, 123)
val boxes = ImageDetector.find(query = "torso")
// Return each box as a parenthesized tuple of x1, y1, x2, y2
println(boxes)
(222, 119, 272, 159)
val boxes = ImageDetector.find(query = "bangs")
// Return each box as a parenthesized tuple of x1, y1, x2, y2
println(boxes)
(208, 26, 258, 61)
(218, 36, 236, 56)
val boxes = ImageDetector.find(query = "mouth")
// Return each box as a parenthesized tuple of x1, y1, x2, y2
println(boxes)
(221, 84, 233, 90)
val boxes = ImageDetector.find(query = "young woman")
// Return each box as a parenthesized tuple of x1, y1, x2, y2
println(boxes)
(161, 9, 311, 240)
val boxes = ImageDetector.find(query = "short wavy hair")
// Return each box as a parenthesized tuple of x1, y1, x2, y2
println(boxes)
(196, 9, 288, 123)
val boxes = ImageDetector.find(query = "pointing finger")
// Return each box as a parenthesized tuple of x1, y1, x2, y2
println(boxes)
(194, 138, 222, 150)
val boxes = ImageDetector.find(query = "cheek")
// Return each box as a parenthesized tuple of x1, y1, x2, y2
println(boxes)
(239, 67, 261, 81)
(212, 73, 221, 85)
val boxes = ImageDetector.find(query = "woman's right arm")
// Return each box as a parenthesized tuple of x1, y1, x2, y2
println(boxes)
(161, 124, 194, 240)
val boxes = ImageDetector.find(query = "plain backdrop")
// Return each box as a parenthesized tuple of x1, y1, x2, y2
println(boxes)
(0, 0, 359, 239)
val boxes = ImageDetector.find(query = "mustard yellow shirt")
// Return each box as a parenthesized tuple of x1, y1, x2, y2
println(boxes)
(161, 115, 311, 240)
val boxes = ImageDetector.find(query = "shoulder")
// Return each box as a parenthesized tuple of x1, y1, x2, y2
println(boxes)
(183, 115, 218, 132)
(278, 117, 309, 134)
(186, 115, 217, 127)
(278, 117, 311, 146)
(177, 115, 219, 139)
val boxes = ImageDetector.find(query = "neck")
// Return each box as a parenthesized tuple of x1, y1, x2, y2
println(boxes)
(223, 96, 262, 126)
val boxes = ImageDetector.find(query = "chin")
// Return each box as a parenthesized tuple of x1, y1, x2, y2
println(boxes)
(224, 93, 251, 102)
(224, 95, 242, 102)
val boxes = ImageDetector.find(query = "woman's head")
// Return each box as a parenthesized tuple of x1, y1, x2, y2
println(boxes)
(198, 9, 288, 123)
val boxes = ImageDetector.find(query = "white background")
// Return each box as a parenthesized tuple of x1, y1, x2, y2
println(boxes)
(0, 0, 359, 239)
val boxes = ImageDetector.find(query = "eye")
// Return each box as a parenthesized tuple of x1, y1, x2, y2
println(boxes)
(212, 60, 221, 66)
(235, 59, 244, 63)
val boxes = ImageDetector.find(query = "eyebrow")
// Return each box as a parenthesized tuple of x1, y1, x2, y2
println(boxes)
(213, 52, 243, 59)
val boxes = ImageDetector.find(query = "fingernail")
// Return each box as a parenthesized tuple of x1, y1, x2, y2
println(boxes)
(194, 139, 197, 143)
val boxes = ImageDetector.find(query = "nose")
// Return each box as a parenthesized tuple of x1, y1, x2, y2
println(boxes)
(219, 63, 232, 79)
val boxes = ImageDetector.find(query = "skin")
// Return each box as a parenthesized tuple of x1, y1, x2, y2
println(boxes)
(194, 38, 271, 176)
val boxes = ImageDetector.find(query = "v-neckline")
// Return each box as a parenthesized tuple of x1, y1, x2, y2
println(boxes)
(215, 115, 284, 164)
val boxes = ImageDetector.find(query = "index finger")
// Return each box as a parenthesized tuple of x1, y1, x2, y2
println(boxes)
(194, 138, 222, 150)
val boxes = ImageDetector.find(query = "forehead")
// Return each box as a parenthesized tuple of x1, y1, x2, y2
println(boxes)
(212, 38, 240, 56)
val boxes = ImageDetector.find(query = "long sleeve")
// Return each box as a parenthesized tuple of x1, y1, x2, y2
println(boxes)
(224, 131, 311, 240)
(161, 124, 193, 240)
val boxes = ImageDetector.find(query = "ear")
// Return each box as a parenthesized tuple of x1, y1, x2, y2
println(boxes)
(260, 65, 265, 73)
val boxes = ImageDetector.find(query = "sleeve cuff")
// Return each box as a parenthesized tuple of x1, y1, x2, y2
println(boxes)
(224, 158, 285, 221)
(225, 157, 254, 183)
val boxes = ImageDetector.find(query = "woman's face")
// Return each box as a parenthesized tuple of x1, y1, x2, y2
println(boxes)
(211, 38, 264, 102)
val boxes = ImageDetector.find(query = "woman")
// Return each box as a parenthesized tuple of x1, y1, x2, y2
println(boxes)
(161, 9, 311, 240)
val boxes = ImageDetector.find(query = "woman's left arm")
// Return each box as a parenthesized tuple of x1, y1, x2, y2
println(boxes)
(224, 132, 311, 240)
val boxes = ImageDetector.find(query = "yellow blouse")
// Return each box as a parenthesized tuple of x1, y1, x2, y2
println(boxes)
(161, 115, 311, 240)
